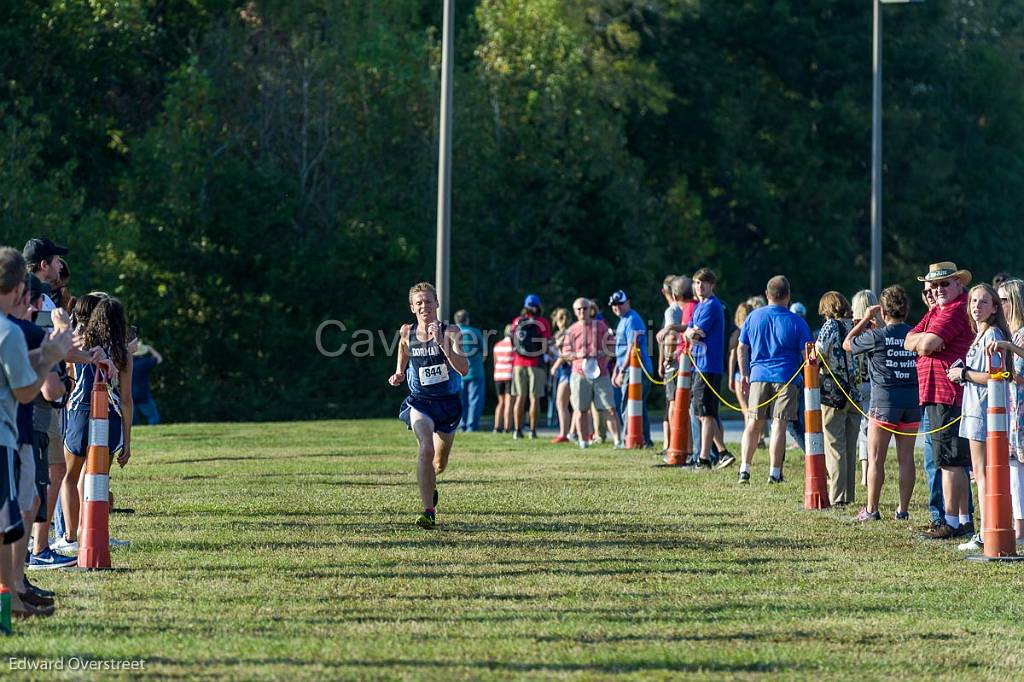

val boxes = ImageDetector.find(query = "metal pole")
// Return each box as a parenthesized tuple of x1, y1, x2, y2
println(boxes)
(870, 0, 882, 296)
(435, 0, 454, 322)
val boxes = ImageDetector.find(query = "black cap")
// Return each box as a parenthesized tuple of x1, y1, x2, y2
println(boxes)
(23, 237, 69, 264)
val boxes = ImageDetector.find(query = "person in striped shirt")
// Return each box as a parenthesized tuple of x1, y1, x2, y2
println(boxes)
(492, 325, 514, 433)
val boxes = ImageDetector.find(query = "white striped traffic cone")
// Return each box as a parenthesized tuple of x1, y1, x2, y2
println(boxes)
(803, 343, 830, 510)
(625, 342, 644, 449)
(78, 374, 112, 570)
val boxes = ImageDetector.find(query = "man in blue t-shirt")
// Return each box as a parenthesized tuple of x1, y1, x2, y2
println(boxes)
(684, 268, 734, 469)
(454, 309, 486, 432)
(609, 290, 653, 447)
(737, 275, 813, 484)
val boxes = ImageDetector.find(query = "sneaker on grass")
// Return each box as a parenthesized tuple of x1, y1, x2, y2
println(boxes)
(51, 537, 78, 554)
(957, 533, 983, 552)
(27, 548, 77, 570)
(415, 512, 436, 530)
(714, 452, 736, 470)
(768, 474, 784, 484)
(738, 471, 750, 484)
(855, 507, 881, 522)
(894, 510, 909, 521)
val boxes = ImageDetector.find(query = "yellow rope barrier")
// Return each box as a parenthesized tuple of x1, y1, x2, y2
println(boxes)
(631, 346, 679, 386)
(817, 352, 962, 437)
(682, 351, 807, 412)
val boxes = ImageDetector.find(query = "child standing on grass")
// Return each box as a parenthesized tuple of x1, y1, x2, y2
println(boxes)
(389, 283, 468, 530)
(949, 283, 1010, 553)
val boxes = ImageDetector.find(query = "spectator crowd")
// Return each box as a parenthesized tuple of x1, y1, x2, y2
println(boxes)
(1, 237, 161, 623)
(450, 262, 1024, 551)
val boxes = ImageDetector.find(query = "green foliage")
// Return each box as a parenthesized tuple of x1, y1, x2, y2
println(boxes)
(1, 0, 1024, 420)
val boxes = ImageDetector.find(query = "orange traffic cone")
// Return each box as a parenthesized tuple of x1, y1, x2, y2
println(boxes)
(968, 350, 1024, 562)
(803, 343, 830, 510)
(78, 374, 112, 570)
(663, 343, 692, 466)
(625, 342, 645, 449)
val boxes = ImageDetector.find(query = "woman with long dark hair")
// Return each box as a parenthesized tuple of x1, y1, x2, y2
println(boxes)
(53, 296, 134, 551)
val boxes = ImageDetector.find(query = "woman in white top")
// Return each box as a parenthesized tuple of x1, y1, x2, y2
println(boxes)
(948, 283, 1010, 551)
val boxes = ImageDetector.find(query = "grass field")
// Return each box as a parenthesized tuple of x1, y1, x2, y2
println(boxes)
(6, 419, 1024, 679)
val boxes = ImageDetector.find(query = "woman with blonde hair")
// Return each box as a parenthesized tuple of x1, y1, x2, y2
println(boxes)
(851, 289, 879, 486)
(728, 302, 753, 416)
(985, 279, 1024, 543)
(548, 307, 574, 443)
(950, 283, 1011, 551)
(816, 291, 862, 506)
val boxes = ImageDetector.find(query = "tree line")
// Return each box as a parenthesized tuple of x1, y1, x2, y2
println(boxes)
(1, 1, 1022, 420)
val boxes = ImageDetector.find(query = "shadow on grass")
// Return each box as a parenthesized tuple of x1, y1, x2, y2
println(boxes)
(163, 455, 273, 465)
(135, 655, 820, 675)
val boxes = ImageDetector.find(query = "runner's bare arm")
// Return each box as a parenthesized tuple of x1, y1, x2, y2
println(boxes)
(389, 325, 410, 385)
(441, 326, 470, 377)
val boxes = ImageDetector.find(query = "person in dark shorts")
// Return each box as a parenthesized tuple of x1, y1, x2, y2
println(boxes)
(905, 262, 974, 539)
(684, 268, 735, 470)
(389, 282, 469, 530)
(845, 285, 920, 522)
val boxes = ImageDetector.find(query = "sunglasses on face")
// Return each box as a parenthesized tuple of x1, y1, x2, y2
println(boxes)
(927, 280, 952, 290)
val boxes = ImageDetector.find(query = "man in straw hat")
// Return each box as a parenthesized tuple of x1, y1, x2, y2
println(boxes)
(905, 262, 974, 540)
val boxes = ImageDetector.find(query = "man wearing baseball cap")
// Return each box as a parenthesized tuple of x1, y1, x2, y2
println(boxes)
(609, 290, 654, 447)
(23, 238, 69, 312)
(509, 294, 551, 439)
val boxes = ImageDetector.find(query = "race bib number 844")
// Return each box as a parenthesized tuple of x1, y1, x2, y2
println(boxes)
(419, 363, 450, 386)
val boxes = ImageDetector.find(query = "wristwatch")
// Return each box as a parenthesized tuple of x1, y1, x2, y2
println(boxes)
(961, 367, 968, 384)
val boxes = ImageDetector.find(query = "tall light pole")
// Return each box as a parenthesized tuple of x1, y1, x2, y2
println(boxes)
(435, 0, 455, 321)
(871, 0, 923, 295)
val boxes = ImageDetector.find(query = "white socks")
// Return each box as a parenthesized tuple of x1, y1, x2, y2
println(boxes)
(959, 514, 970, 525)
(770, 466, 781, 479)
(740, 462, 751, 474)
(945, 514, 960, 529)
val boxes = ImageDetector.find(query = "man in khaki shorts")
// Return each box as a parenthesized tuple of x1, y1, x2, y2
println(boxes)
(737, 275, 813, 484)
(561, 299, 623, 449)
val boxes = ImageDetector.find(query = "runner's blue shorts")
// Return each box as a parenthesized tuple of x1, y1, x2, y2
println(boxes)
(400, 394, 463, 435)
(63, 407, 123, 457)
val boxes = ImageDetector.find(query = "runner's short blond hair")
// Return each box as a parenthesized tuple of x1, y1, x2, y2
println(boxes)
(408, 282, 438, 304)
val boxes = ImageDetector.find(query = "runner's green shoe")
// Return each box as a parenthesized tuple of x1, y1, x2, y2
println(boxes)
(416, 512, 436, 530)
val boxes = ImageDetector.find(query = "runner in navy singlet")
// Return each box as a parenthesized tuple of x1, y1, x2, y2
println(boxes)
(389, 282, 469, 529)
